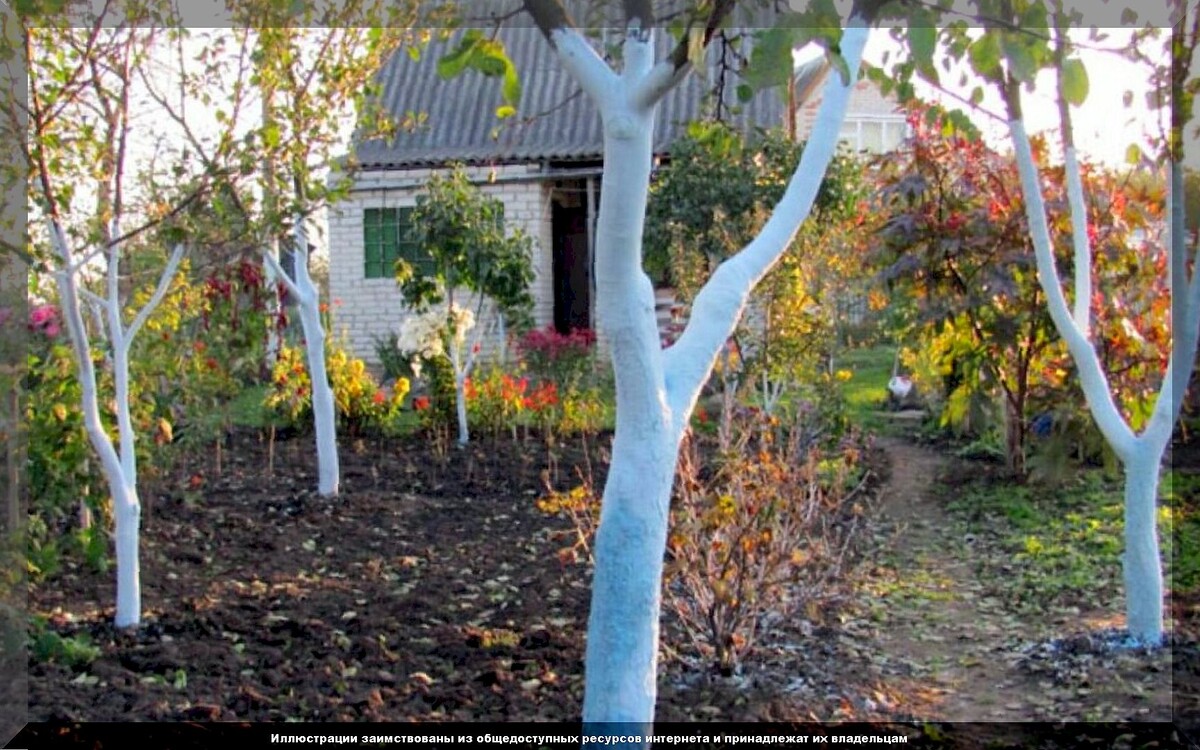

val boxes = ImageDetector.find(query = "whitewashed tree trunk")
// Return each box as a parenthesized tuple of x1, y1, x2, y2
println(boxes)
(48, 220, 185, 628)
(532, 13, 869, 728)
(267, 218, 339, 496)
(1008, 119, 1200, 646)
(263, 254, 282, 366)
(1122, 445, 1163, 641)
(448, 296, 492, 446)
(451, 340, 470, 446)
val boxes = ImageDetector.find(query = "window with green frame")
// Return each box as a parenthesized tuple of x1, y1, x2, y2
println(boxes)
(363, 206, 434, 279)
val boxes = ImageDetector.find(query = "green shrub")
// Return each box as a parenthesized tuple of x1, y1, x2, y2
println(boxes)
(29, 617, 100, 669)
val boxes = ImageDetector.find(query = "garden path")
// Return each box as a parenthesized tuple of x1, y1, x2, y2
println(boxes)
(846, 433, 1179, 726)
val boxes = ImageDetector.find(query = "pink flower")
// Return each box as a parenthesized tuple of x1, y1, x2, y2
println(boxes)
(30, 305, 55, 326)
(29, 304, 62, 338)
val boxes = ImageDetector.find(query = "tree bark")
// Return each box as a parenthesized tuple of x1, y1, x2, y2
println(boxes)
(269, 223, 340, 497)
(523, 1, 869, 730)
(1122, 446, 1163, 644)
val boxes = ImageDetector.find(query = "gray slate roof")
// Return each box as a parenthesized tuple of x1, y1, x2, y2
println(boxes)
(355, 26, 818, 169)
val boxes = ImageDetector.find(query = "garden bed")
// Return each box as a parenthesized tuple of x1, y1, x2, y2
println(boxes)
(24, 426, 1197, 735)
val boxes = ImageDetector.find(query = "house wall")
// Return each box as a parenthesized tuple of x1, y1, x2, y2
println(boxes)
(328, 163, 555, 366)
(797, 75, 909, 153)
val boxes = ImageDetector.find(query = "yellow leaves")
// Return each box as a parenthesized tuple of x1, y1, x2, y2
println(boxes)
(154, 417, 173, 446)
(52, 403, 68, 422)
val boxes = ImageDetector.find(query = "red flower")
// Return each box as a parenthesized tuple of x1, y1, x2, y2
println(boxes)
(413, 396, 431, 411)
(372, 391, 386, 405)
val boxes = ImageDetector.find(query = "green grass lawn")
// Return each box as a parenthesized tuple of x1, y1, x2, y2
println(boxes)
(946, 468, 1197, 612)
(837, 343, 898, 431)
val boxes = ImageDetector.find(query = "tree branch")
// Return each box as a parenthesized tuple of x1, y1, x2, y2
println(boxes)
(1145, 157, 1200, 446)
(1053, 25, 1093, 336)
(636, 0, 737, 111)
(663, 22, 870, 426)
(523, 0, 572, 43)
(264, 243, 304, 301)
(524, 0, 617, 102)
(126, 243, 186, 343)
(78, 287, 106, 310)
(1007, 117, 1136, 458)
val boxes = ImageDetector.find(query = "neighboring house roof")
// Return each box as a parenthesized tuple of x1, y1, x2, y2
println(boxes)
(793, 54, 831, 103)
(355, 26, 804, 170)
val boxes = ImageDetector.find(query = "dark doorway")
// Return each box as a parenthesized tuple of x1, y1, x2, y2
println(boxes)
(551, 181, 591, 333)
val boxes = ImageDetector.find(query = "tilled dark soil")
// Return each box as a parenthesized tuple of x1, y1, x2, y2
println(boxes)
(23, 426, 1198, 745)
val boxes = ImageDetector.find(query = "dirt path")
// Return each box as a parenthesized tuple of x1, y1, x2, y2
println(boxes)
(846, 434, 1178, 723)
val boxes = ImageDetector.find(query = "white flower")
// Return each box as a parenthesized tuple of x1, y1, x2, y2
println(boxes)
(396, 303, 476, 363)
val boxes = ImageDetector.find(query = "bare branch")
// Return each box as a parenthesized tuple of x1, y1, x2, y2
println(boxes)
(126, 243, 186, 343)
(264, 244, 303, 301)
(78, 287, 106, 310)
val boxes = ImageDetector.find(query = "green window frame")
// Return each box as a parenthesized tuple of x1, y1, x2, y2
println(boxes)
(363, 206, 433, 279)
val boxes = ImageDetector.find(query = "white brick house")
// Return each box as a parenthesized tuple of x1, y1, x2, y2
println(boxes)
(329, 27, 907, 365)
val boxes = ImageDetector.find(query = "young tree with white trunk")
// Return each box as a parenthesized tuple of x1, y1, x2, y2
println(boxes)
(148, 12, 421, 496)
(12, 10, 216, 628)
(398, 166, 535, 446)
(1000, 19, 1199, 647)
(450, 0, 880, 729)
(239, 11, 423, 495)
(881, 3, 1199, 646)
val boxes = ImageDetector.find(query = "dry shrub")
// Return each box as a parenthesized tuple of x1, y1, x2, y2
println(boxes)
(664, 409, 873, 674)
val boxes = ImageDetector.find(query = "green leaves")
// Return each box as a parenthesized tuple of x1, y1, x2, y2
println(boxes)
(400, 165, 535, 318)
(1060, 58, 1088, 106)
(909, 26, 939, 85)
(742, 26, 799, 93)
(741, 0, 847, 96)
(437, 30, 521, 116)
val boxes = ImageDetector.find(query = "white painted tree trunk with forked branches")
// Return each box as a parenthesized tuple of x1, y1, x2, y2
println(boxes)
(526, 6, 870, 729)
(265, 218, 339, 497)
(1007, 119, 1200, 646)
(48, 220, 186, 628)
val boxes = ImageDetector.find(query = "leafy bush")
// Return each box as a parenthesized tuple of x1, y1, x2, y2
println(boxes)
(265, 341, 409, 436)
(536, 468, 602, 566)
(536, 396, 873, 675)
(29, 617, 100, 669)
(554, 385, 611, 435)
(24, 336, 106, 527)
(664, 410, 872, 674)
(372, 331, 415, 382)
(516, 326, 596, 393)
